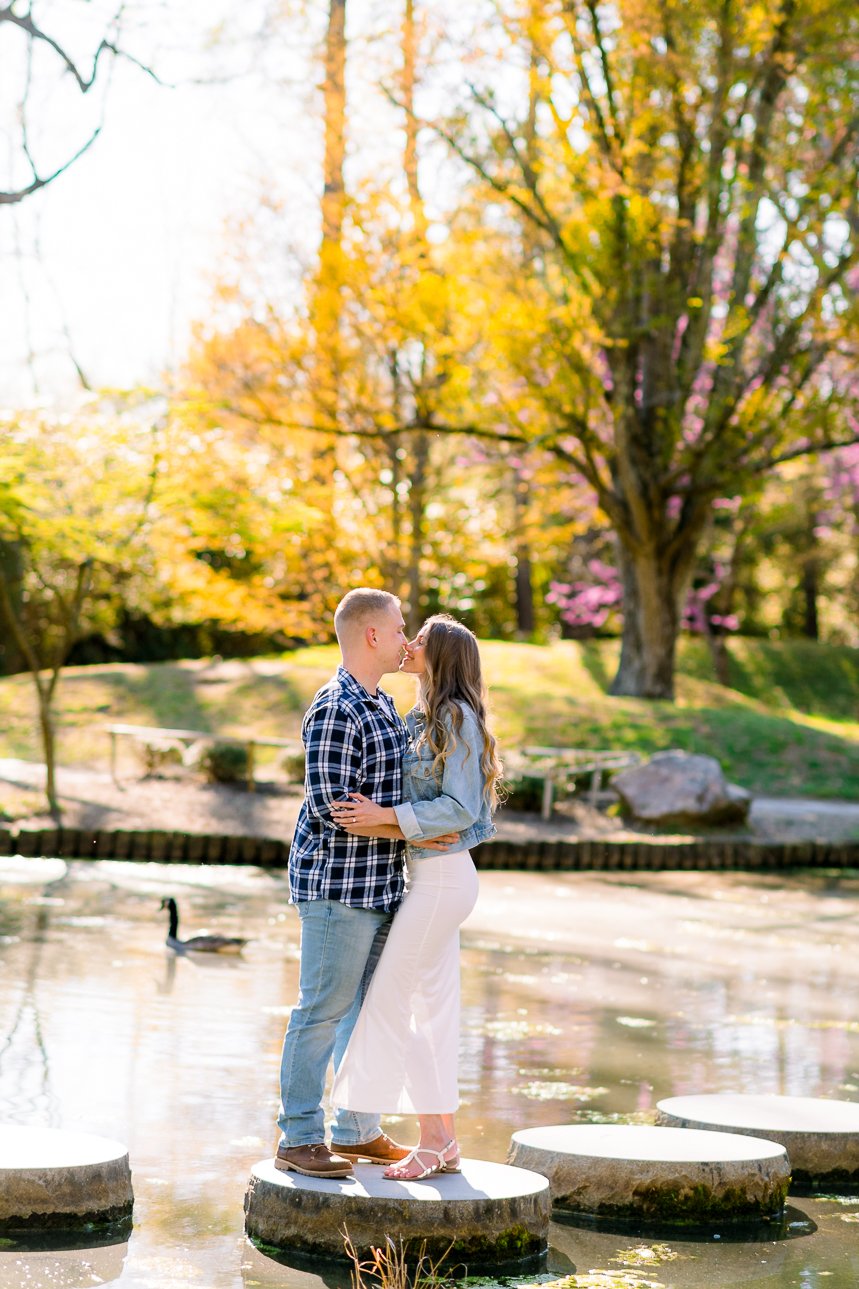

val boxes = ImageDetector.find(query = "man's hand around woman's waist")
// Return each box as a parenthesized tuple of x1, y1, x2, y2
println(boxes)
(332, 794, 459, 849)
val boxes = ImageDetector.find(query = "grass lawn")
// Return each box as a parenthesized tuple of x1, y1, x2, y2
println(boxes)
(0, 637, 857, 798)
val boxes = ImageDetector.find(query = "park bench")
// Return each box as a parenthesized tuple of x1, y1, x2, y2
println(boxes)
(106, 723, 302, 792)
(514, 746, 643, 819)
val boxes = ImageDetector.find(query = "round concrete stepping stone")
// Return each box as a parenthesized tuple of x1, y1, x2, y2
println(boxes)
(657, 1093, 859, 1189)
(0, 1125, 133, 1233)
(244, 1157, 550, 1266)
(508, 1124, 789, 1223)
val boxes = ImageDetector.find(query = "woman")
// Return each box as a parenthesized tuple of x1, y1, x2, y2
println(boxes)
(329, 614, 503, 1180)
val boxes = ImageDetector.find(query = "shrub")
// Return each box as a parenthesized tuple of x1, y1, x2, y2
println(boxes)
(136, 739, 185, 778)
(501, 773, 545, 813)
(199, 742, 250, 785)
(280, 749, 306, 783)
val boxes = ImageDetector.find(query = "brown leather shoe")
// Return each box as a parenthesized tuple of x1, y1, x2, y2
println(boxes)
(334, 1131, 411, 1165)
(274, 1143, 354, 1178)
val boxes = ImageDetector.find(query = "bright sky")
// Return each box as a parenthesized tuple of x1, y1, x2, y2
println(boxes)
(1, 0, 492, 407)
(0, 1, 324, 403)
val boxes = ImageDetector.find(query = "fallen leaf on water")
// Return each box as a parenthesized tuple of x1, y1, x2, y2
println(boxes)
(523, 1274, 666, 1288)
(611, 1245, 680, 1266)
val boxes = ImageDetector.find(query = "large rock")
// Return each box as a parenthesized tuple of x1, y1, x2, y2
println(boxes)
(612, 751, 751, 827)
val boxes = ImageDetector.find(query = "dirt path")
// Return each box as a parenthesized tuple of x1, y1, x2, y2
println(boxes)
(3, 758, 859, 844)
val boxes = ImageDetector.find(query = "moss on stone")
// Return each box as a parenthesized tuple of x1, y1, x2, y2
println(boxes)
(447, 1223, 542, 1259)
(557, 1177, 788, 1226)
(0, 1202, 133, 1236)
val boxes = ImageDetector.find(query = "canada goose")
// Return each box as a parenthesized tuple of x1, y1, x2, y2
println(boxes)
(159, 897, 247, 954)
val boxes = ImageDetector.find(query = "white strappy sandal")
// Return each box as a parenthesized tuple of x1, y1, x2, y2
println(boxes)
(383, 1139, 461, 1180)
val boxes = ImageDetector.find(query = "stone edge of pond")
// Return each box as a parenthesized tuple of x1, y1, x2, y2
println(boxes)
(1, 827, 858, 870)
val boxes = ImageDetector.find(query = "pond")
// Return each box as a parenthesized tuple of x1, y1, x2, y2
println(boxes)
(0, 857, 858, 1288)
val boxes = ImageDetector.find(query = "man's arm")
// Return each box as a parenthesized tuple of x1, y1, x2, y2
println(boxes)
(331, 710, 483, 841)
(346, 822, 460, 849)
(303, 701, 363, 826)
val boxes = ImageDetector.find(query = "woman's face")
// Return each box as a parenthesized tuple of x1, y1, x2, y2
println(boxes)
(400, 629, 428, 676)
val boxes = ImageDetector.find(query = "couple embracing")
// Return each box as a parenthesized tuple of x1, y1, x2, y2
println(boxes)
(276, 588, 503, 1181)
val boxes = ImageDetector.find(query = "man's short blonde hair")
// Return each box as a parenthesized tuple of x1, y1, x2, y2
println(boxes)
(334, 588, 401, 644)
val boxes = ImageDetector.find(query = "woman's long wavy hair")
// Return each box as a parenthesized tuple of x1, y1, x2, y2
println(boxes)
(414, 614, 503, 810)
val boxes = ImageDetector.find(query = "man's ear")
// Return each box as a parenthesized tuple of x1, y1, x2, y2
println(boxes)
(365, 623, 378, 649)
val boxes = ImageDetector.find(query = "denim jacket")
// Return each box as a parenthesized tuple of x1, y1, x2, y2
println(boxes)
(393, 703, 496, 858)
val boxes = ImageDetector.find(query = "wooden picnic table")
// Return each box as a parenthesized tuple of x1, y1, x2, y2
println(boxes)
(514, 746, 643, 819)
(106, 723, 302, 792)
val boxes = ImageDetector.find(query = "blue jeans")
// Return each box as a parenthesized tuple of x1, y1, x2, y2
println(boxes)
(277, 899, 392, 1148)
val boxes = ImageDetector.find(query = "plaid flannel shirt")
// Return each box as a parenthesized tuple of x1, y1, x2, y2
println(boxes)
(288, 665, 408, 911)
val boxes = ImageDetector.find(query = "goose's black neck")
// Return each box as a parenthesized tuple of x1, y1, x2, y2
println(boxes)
(165, 899, 178, 938)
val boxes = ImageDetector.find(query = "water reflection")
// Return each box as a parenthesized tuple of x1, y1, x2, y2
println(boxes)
(0, 1240, 128, 1289)
(0, 861, 857, 1288)
(241, 1240, 555, 1289)
(0, 905, 60, 1127)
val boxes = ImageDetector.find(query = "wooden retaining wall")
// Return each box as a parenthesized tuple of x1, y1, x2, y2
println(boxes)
(0, 826, 857, 871)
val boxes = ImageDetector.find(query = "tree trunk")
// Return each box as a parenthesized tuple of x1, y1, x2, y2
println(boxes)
(301, 0, 348, 601)
(610, 543, 690, 699)
(515, 552, 535, 637)
(509, 0, 541, 643)
(407, 432, 429, 634)
(402, 0, 426, 243)
(802, 558, 819, 640)
(0, 541, 25, 674)
(37, 681, 60, 818)
(402, 0, 429, 635)
(386, 407, 404, 592)
(311, 0, 347, 357)
(0, 572, 60, 813)
(321, 0, 347, 253)
(513, 472, 535, 637)
(704, 622, 731, 686)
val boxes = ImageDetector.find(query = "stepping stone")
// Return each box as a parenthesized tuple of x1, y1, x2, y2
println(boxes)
(657, 1093, 859, 1189)
(0, 1125, 133, 1233)
(507, 1124, 789, 1223)
(244, 1157, 549, 1267)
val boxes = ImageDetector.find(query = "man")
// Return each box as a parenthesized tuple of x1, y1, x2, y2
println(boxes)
(276, 588, 453, 1178)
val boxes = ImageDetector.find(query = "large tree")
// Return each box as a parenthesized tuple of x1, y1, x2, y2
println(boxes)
(0, 398, 317, 814)
(0, 404, 161, 812)
(185, 0, 518, 631)
(441, 0, 859, 696)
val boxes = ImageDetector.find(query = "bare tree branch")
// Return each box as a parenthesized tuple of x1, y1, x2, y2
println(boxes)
(0, 4, 162, 205)
(0, 129, 103, 205)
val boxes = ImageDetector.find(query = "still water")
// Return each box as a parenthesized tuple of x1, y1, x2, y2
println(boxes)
(0, 857, 858, 1289)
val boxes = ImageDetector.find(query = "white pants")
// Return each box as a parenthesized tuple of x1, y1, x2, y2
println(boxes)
(331, 850, 478, 1115)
